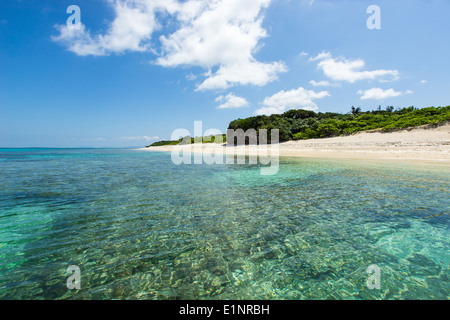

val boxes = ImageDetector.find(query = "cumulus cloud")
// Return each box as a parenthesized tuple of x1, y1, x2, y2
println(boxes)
(310, 52, 399, 83)
(255, 87, 329, 115)
(52, 24, 104, 56)
(357, 88, 413, 100)
(196, 61, 287, 91)
(52, 0, 286, 90)
(215, 93, 249, 109)
(52, 0, 178, 56)
(157, 0, 287, 90)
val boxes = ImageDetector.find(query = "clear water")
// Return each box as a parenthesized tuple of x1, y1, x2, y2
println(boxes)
(0, 148, 448, 300)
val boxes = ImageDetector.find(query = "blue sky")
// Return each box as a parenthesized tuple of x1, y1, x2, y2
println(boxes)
(0, 0, 449, 147)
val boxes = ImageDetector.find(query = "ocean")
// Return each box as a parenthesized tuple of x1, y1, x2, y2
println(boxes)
(0, 148, 448, 299)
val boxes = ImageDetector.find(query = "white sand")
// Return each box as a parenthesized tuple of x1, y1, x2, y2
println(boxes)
(140, 123, 450, 164)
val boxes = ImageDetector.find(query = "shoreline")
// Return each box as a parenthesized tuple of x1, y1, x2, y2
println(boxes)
(140, 124, 450, 164)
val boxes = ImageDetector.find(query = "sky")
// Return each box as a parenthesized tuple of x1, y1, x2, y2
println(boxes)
(0, 0, 449, 147)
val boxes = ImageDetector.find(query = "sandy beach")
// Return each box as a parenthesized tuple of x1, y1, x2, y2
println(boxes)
(142, 123, 450, 163)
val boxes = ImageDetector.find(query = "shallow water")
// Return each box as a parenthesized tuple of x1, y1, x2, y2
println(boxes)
(0, 148, 448, 300)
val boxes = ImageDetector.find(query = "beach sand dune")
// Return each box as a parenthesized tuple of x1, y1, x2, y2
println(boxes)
(142, 123, 450, 163)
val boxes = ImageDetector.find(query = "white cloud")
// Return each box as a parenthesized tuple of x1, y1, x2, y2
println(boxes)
(420, 80, 428, 84)
(309, 51, 331, 62)
(255, 87, 329, 115)
(254, 106, 287, 116)
(52, 0, 179, 56)
(196, 61, 287, 91)
(215, 93, 249, 109)
(52, 24, 104, 56)
(186, 73, 198, 81)
(157, 0, 287, 90)
(357, 88, 413, 100)
(309, 80, 330, 87)
(158, 0, 270, 67)
(311, 52, 399, 83)
(53, 0, 286, 91)
(309, 80, 341, 88)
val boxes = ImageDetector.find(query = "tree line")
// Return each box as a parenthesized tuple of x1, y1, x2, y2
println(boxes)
(228, 105, 450, 142)
(147, 105, 449, 147)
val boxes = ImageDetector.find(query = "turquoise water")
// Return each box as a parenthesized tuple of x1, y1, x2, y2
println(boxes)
(0, 148, 448, 300)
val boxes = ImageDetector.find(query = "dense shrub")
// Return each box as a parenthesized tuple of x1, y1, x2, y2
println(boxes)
(149, 106, 449, 146)
(229, 105, 449, 142)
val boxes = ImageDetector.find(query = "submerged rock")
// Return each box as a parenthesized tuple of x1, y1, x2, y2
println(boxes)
(407, 253, 441, 276)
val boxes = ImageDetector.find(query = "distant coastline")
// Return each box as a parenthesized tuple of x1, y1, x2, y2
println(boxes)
(142, 123, 450, 163)
(147, 106, 450, 147)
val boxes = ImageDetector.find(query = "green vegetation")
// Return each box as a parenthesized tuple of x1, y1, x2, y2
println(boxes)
(147, 134, 226, 148)
(148, 140, 183, 147)
(228, 106, 450, 142)
(147, 106, 449, 147)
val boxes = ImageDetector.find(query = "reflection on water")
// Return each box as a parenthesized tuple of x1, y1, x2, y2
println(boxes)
(0, 149, 448, 300)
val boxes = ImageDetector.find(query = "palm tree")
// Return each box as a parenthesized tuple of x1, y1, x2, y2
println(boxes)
(351, 106, 362, 116)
